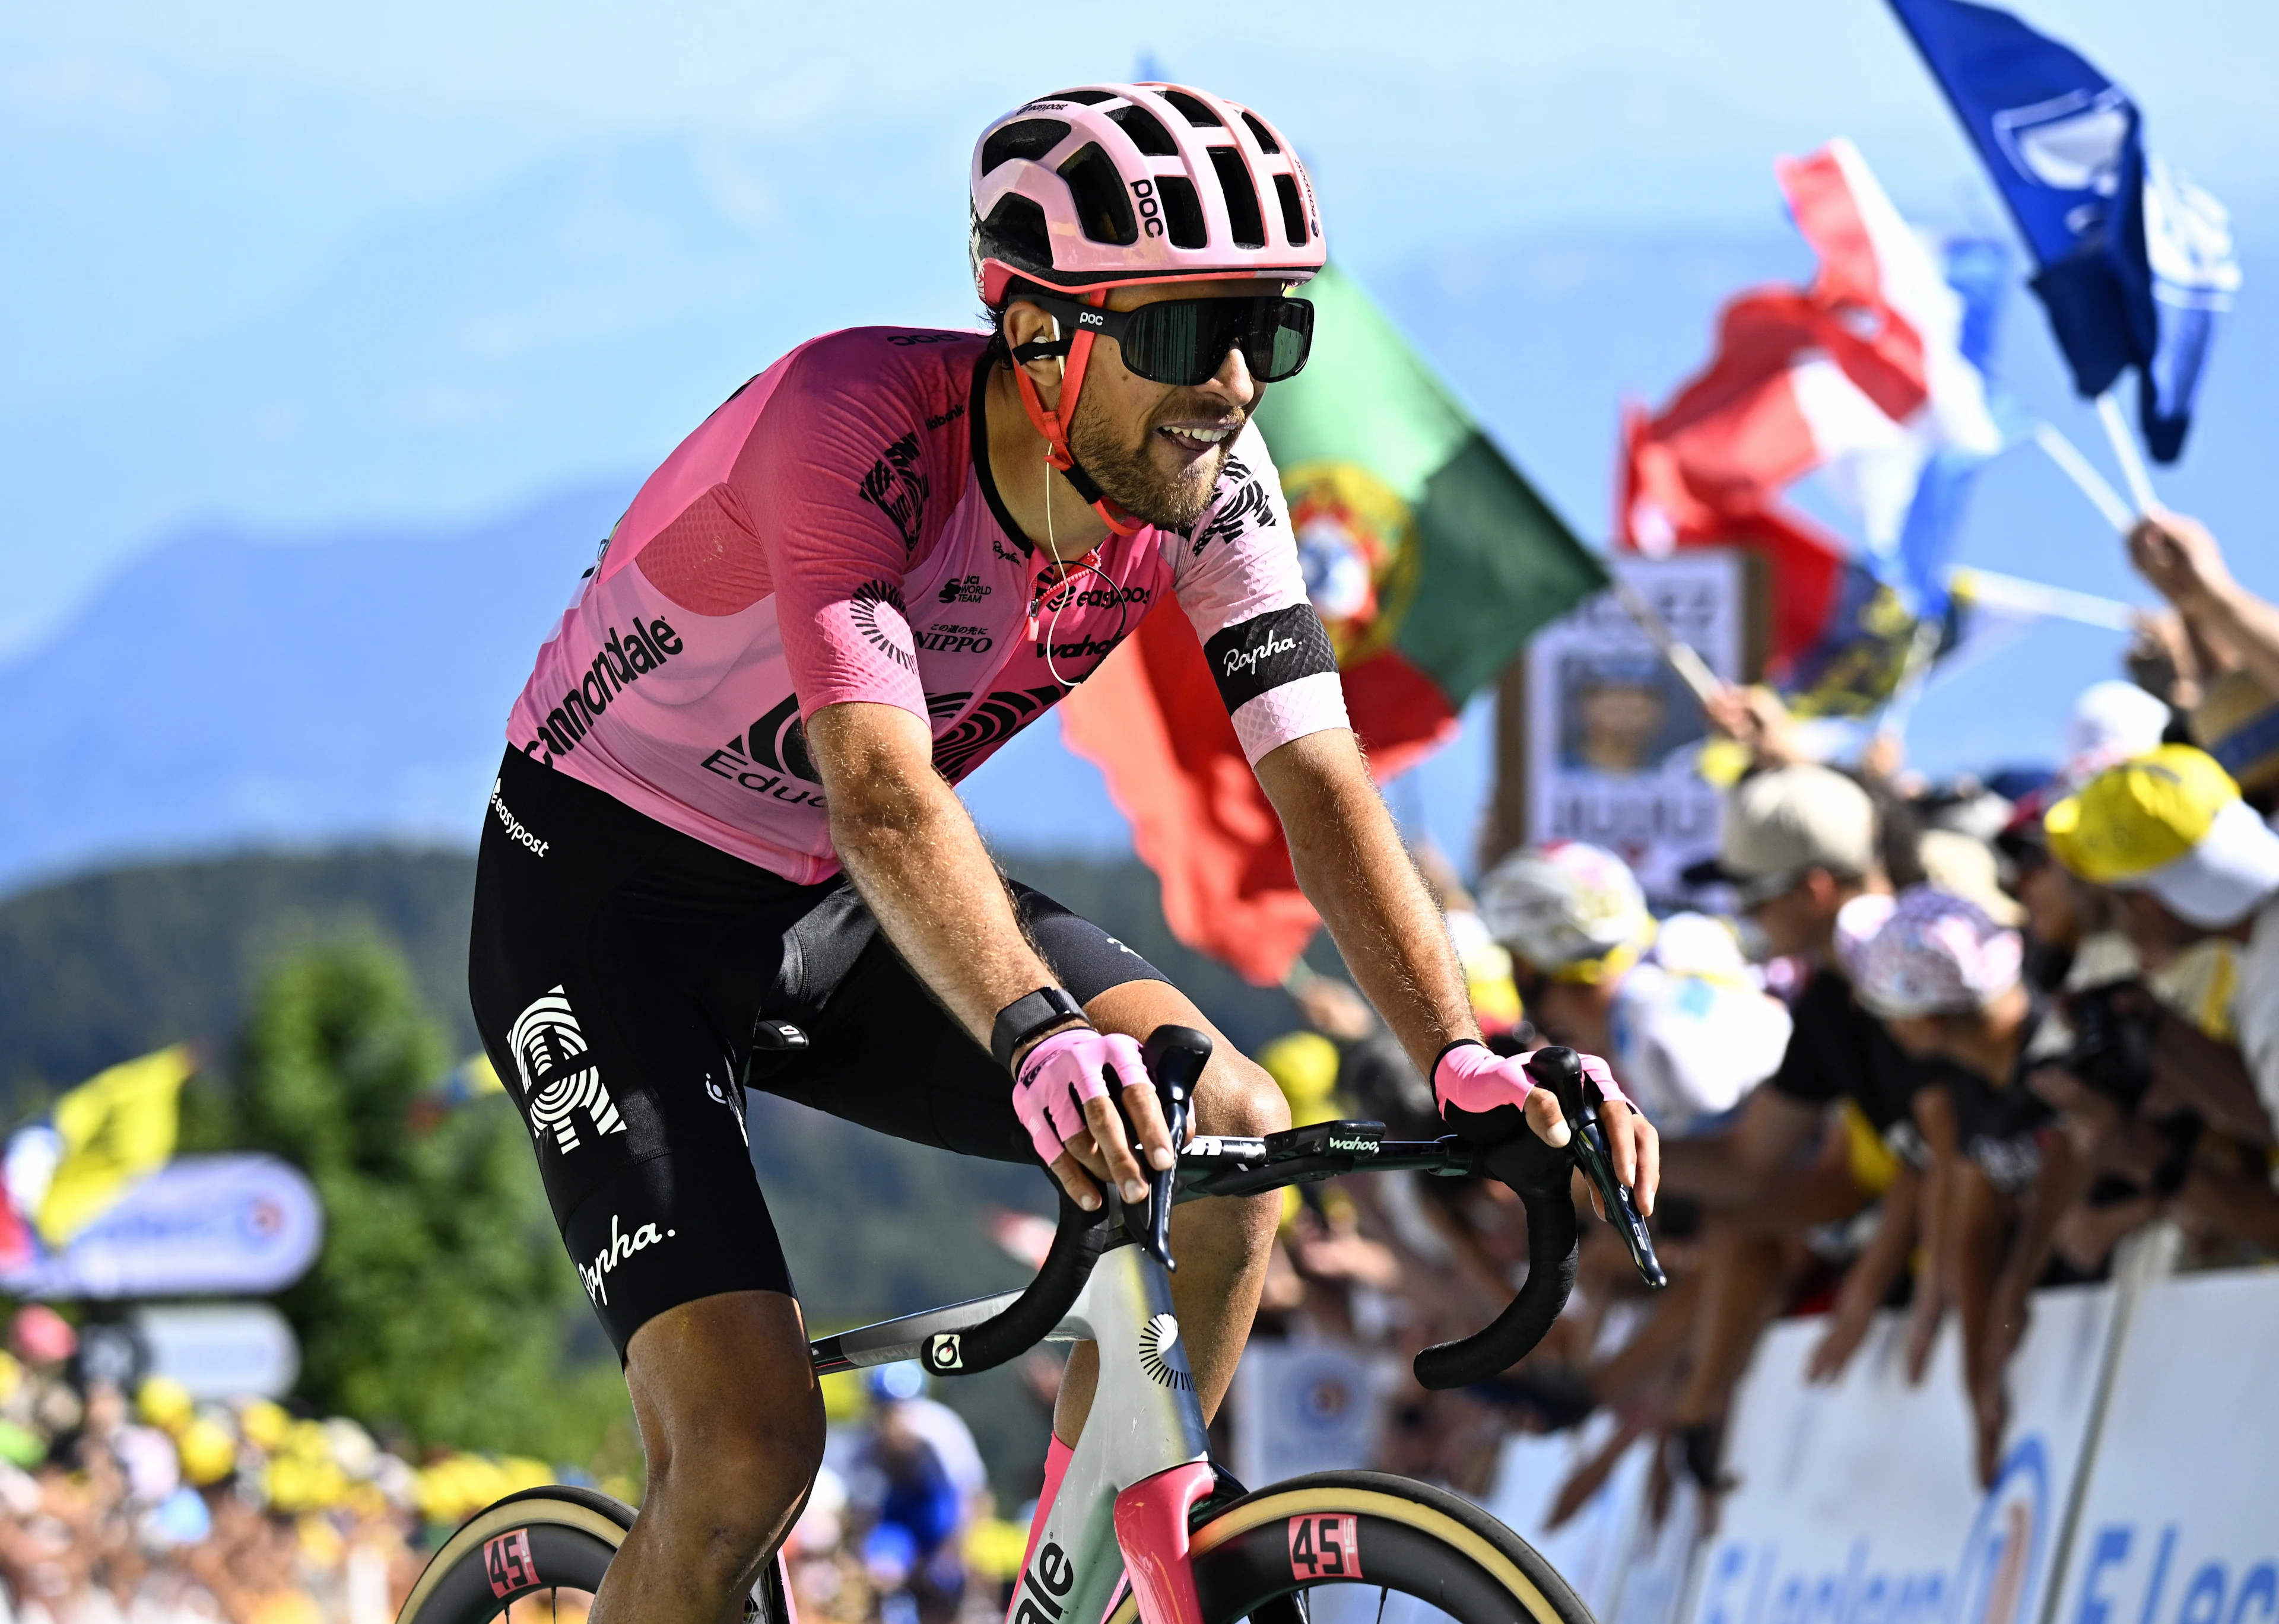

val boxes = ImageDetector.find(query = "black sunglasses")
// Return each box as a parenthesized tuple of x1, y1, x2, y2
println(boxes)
(1011, 293, 1315, 386)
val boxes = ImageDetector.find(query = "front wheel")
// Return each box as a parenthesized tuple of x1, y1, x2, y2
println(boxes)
(396, 1486, 793, 1624)
(1118, 1471, 1596, 1624)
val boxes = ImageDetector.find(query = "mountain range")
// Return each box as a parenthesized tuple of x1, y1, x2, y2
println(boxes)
(2, 135, 2274, 892)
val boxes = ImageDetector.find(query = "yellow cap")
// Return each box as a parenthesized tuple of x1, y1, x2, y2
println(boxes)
(2045, 745, 2238, 883)
(1258, 1032, 1341, 1127)
(136, 1375, 194, 1433)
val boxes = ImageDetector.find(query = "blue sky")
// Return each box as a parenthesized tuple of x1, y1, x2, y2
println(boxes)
(5, 1, 2275, 869)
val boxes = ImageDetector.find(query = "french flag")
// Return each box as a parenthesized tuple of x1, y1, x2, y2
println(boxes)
(1621, 139, 2004, 659)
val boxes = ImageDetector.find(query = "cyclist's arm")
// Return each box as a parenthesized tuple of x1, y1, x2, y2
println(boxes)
(805, 700, 1170, 1208)
(1254, 727, 1656, 1202)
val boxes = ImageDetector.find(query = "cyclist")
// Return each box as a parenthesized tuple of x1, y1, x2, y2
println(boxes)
(468, 81, 1661, 1624)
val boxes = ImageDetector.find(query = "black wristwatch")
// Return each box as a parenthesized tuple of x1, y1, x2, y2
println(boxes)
(992, 987, 1088, 1072)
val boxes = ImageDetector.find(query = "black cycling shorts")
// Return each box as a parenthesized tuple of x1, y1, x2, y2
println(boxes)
(468, 745, 1166, 1359)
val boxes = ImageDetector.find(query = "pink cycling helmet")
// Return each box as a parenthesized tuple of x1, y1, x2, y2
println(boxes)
(970, 82, 1327, 306)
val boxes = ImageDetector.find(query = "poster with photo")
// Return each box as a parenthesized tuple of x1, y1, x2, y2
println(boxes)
(1524, 554, 1747, 901)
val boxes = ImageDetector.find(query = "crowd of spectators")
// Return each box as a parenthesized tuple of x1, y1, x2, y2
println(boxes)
(1238, 507, 2279, 1521)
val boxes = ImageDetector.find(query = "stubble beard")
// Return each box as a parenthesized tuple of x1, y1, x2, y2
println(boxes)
(1065, 388, 1238, 532)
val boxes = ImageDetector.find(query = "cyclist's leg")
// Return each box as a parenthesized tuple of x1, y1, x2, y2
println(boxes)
(469, 748, 832, 1624)
(610, 1291, 823, 1624)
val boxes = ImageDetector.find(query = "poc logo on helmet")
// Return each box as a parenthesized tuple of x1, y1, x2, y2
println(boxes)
(1130, 177, 1166, 239)
(927, 1332, 964, 1371)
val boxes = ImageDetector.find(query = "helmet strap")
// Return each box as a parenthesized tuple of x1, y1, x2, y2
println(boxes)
(1009, 293, 1143, 539)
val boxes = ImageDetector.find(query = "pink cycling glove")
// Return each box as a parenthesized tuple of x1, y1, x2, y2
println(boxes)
(1431, 1042, 1628, 1121)
(1013, 1026, 1151, 1165)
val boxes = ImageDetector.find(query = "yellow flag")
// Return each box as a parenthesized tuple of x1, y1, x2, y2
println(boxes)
(37, 1044, 196, 1246)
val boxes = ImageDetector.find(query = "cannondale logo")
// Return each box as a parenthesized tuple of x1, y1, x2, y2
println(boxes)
(507, 987, 626, 1154)
(1138, 1312, 1194, 1392)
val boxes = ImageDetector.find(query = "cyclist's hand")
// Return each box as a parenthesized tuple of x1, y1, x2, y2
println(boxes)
(1013, 1026, 1166, 1211)
(1433, 1043, 1659, 1218)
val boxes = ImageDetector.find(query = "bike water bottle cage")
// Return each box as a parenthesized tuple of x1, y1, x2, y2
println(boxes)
(992, 986, 1090, 1072)
(1010, 292, 1315, 386)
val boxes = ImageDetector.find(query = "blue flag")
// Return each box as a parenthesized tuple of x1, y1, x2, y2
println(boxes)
(1886, 0, 2239, 460)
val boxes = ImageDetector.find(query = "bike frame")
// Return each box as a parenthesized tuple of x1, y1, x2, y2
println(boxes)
(816, 1222, 1210, 1624)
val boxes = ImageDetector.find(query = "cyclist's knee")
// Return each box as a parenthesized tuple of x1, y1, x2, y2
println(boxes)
(645, 1396, 825, 1559)
(1196, 1050, 1291, 1140)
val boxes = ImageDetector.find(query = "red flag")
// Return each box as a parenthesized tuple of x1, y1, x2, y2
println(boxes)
(1060, 609, 1323, 986)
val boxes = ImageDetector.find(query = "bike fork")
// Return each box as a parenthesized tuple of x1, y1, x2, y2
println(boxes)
(1112, 1463, 1217, 1624)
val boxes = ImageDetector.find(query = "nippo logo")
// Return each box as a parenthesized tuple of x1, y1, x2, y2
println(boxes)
(1954, 1437, 2049, 1624)
(1287, 1514, 1361, 1582)
(484, 1529, 541, 1598)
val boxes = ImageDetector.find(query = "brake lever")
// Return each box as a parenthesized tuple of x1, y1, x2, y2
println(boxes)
(1132, 1026, 1213, 1270)
(1527, 1047, 1669, 1291)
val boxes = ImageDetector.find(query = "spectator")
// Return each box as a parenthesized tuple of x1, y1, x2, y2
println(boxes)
(1476, 842, 1790, 1139)
(1838, 886, 2047, 1487)
(2190, 667, 2279, 817)
(2126, 510, 2279, 710)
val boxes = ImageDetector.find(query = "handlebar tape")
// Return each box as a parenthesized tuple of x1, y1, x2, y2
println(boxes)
(922, 1186, 1118, 1377)
(1411, 1120, 1581, 1390)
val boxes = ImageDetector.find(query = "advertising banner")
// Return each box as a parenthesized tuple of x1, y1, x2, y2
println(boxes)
(1685, 1285, 2115, 1624)
(1524, 554, 1748, 900)
(2043, 1272, 2279, 1624)
(0, 1153, 323, 1299)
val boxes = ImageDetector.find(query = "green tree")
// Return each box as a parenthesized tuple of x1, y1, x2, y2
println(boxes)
(224, 936, 628, 1460)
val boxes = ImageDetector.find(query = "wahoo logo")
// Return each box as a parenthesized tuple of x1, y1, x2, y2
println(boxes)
(508, 987, 626, 1153)
(578, 1212, 675, 1307)
(1012, 1541, 1074, 1624)
(1326, 1136, 1379, 1154)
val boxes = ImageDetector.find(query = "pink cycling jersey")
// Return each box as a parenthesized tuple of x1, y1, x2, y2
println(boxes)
(506, 328, 1349, 883)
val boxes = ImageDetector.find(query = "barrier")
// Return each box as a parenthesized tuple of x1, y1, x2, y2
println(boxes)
(1475, 1258, 2279, 1624)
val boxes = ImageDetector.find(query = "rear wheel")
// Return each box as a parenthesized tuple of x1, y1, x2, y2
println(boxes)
(1124, 1471, 1596, 1624)
(396, 1488, 793, 1624)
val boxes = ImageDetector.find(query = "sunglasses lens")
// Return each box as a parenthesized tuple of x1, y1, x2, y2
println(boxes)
(1121, 298, 1313, 385)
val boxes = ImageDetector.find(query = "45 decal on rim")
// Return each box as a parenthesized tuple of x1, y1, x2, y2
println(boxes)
(1286, 1514, 1361, 1581)
(483, 1529, 541, 1599)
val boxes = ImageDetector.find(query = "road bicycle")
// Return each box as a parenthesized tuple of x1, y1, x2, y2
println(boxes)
(398, 1029, 1666, 1624)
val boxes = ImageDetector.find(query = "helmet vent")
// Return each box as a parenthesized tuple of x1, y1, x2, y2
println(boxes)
(1058, 144, 1140, 245)
(1156, 174, 1208, 249)
(976, 195, 1053, 274)
(1207, 147, 1266, 249)
(982, 119, 1070, 174)
(1048, 88, 1116, 104)
(1240, 112, 1283, 154)
(1107, 103, 1179, 157)
(1274, 173, 1309, 244)
(1160, 89, 1224, 128)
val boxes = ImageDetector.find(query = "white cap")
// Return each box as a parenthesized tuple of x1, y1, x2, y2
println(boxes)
(2064, 680, 2172, 781)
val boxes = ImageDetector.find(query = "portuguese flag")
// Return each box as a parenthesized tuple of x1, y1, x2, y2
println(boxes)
(1061, 265, 1607, 984)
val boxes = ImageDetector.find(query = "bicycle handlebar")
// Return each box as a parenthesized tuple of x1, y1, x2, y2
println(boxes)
(916, 1027, 1663, 1387)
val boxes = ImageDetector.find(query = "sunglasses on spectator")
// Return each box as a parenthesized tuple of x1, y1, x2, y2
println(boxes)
(1012, 293, 1315, 386)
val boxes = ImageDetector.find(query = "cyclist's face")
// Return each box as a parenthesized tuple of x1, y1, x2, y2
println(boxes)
(1065, 279, 1269, 530)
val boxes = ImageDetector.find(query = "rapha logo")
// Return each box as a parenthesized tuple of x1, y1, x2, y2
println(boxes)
(1220, 630, 1297, 679)
(508, 987, 626, 1154)
(579, 1212, 675, 1307)
(859, 431, 928, 552)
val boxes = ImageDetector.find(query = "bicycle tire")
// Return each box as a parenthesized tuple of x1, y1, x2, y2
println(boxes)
(1119, 1471, 1597, 1624)
(395, 1486, 793, 1624)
